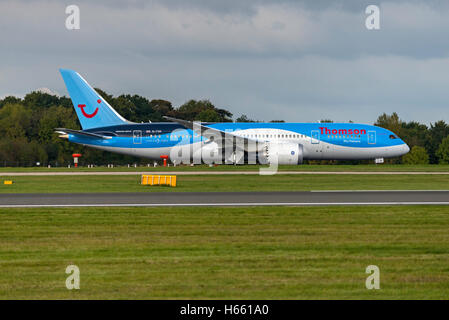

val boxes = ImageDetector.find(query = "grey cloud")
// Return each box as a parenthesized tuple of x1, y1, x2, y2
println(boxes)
(20, 0, 449, 13)
(3, 1, 449, 59)
(1, 0, 449, 124)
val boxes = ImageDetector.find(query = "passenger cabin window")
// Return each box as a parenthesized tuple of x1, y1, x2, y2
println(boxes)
(389, 134, 397, 139)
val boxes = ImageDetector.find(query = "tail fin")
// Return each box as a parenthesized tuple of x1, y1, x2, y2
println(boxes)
(59, 69, 129, 130)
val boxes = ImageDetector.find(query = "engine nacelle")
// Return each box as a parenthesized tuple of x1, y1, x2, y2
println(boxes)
(263, 142, 304, 165)
(170, 140, 303, 165)
(198, 141, 221, 164)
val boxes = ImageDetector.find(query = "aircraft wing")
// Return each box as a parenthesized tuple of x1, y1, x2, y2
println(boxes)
(55, 128, 112, 140)
(163, 116, 262, 151)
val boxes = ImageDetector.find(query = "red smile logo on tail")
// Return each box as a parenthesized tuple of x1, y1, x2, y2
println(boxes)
(78, 99, 101, 118)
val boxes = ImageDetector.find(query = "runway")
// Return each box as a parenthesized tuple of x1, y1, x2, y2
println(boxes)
(1, 191, 449, 207)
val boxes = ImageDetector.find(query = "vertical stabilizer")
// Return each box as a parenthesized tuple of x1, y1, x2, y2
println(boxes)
(60, 69, 129, 129)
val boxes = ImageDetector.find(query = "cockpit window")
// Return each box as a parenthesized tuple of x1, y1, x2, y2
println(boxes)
(389, 134, 398, 139)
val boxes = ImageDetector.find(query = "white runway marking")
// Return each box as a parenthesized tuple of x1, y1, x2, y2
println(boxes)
(2, 202, 449, 208)
(311, 190, 449, 192)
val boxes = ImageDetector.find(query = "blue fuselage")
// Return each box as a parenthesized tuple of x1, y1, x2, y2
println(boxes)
(67, 122, 409, 162)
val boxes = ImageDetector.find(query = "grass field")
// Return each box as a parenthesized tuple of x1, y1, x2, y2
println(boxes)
(2, 164, 449, 172)
(1, 205, 449, 299)
(1, 174, 449, 193)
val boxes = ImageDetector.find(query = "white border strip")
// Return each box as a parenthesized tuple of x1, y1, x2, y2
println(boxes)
(311, 190, 449, 192)
(2, 202, 449, 208)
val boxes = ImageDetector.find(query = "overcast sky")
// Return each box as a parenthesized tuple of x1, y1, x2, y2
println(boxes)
(1, 0, 449, 123)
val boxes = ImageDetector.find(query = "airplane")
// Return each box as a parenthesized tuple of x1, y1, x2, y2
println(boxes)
(56, 69, 410, 165)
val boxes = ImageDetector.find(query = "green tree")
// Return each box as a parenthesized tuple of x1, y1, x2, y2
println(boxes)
(149, 99, 174, 122)
(436, 135, 449, 164)
(428, 121, 449, 164)
(236, 114, 255, 122)
(402, 146, 429, 164)
(400, 121, 429, 149)
(215, 108, 233, 122)
(375, 112, 403, 136)
(23, 91, 62, 109)
(0, 103, 32, 138)
(175, 99, 231, 122)
(0, 137, 47, 166)
(177, 99, 211, 120)
(0, 96, 22, 109)
(112, 95, 138, 122)
(197, 109, 221, 122)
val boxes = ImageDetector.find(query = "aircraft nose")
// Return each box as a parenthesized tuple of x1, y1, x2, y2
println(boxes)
(391, 143, 410, 157)
(402, 143, 410, 155)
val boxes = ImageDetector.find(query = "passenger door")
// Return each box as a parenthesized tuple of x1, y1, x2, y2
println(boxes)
(310, 130, 322, 159)
(311, 130, 320, 144)
(368, 131, 376, 145)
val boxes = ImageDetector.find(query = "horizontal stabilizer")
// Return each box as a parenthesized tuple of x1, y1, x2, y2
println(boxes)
(55, 128, 112, 140)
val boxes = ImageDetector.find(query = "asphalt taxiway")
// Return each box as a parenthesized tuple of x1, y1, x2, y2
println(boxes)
(1, 191, 449, 207)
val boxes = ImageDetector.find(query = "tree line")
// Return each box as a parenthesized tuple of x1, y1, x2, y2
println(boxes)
(0, 90, 448, 166)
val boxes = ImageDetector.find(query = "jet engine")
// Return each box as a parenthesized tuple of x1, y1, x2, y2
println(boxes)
(262, 142, 304, 165)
